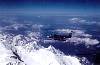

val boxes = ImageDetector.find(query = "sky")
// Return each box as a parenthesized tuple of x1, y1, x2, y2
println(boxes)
(0, 0, 100, 15)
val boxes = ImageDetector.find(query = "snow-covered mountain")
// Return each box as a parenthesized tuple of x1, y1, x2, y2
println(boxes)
(0, 29, 82, 65)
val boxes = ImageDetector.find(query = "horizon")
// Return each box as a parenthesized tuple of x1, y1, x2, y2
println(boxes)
(0, 0, 100, 15)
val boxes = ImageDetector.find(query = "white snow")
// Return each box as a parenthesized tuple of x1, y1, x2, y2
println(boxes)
(0, 41, 25, 65)
(16, 45, 82, 65)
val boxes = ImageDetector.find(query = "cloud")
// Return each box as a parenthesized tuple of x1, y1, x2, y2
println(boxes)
(55, 29, 99, 46)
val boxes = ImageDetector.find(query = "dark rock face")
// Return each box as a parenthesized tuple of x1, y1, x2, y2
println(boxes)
(12, 51, 23, 62)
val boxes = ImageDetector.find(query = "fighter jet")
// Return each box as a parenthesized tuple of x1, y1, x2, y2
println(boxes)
(48, 33, 72, 41)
